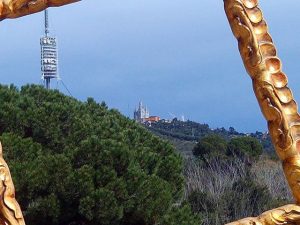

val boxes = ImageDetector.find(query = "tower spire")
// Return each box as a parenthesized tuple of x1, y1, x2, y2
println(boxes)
(44, 9, 49, 37)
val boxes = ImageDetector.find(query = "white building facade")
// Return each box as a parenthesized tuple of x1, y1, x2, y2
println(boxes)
(134, 102, 150, 122)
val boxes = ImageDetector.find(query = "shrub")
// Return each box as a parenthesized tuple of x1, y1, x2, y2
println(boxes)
(192, 135, 227, 160)
(227, 136, 263, 159)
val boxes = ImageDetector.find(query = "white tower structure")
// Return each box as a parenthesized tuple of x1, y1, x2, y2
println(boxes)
(40, 9, 59, 89)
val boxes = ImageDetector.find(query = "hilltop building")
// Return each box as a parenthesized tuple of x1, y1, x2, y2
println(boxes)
(145, 116, 160, 123)
(134, 102, 150, 123)
(134, 102, 160, 124)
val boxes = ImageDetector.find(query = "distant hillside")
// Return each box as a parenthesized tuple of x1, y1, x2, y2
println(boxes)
(145, 119, 275, 157)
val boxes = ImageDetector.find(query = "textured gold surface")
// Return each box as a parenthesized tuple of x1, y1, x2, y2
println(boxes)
(0, 1, 79, 224)
(224, 0, 300, 224)
(0, 143, 25, 225)
(226, 204, 300, 225)
(0, 0, 79, 20)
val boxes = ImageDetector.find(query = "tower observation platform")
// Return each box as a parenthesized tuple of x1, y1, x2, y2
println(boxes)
(40, 9, 59, 89)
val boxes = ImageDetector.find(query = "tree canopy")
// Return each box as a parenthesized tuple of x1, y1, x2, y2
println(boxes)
(0, 84, 199, 225)
(227, 136, 263, 159)
(193, 134, 263, 161)
(192, 134, 227, 160)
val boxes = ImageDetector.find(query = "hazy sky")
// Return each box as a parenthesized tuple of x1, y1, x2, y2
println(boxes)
(0, 0, 300, 132)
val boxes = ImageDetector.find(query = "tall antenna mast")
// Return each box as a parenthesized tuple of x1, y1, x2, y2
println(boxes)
(40, 9, 59, 90)
(44, 9, 49, 37)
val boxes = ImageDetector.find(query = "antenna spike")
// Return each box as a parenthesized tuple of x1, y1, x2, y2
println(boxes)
(44, 9, 49, 36)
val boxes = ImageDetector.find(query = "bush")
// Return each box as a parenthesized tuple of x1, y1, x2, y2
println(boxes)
(227, 136, 263, 159)
(192, 135, 227, 160)
(223, 176, 272, 220)
(162, 204, 201, 225)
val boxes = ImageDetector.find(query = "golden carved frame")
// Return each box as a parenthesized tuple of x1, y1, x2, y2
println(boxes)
(224, 0, 300, 224)
(0, 0, 299, 224)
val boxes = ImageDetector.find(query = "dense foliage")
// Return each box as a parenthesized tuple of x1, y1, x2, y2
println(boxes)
(227, 136, 263, 159)
(0, 84, 199, 225)
(147, 119, 274, 157)
(185, 134, 291, 224)
(192, 135, 227, 161)
(148, 119, 213, 141)
(192, 135, 263, 161)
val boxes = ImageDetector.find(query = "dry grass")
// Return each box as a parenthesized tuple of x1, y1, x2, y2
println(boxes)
(183, 157, 293, 224)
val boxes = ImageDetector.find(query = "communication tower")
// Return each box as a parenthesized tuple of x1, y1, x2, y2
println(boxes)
(40, 9, 59, 89)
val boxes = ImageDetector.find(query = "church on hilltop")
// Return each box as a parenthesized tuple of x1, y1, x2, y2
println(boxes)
(134, 101, 160, 124)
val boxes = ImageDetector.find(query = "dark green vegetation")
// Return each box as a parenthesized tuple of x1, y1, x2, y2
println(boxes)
(146, 120, 291, 224)
(193, 135, 263, 161)
(147, 119, 274, 157)
(0, 84, 291, 225)
(0, 85, 199, 225)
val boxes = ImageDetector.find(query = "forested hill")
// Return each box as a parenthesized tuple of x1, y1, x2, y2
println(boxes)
(0, 84, 199, 225)
(0, 84, 288, 225)
(146, 119, 274, 157)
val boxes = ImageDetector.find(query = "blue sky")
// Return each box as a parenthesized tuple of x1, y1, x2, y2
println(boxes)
(0, 0, 300, 132)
